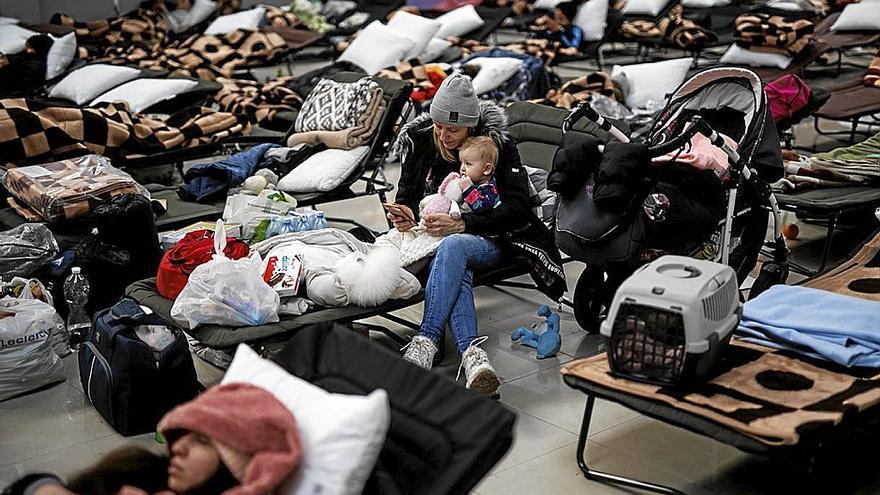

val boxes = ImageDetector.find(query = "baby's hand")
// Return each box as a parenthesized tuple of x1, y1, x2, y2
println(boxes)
(459, 176, 473, 191)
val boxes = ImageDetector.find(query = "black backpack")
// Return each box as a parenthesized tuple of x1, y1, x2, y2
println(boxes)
(79, 298, 201, 436)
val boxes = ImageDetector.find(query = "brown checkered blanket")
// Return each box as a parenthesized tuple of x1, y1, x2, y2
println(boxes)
(0, 99, 248, 168)
(4, 154, 144, 223)
(735, 13, 814, 57)
(51, 8, 172, 58)
(620, 5, 718, 51)
(865, 48, 880, 88)
(214, 77, 303, 126)
(538, 71, 621, 109)
(804, 231, 880, 303)
(452, 37, 575, 65)
(562, 339, 880, 446)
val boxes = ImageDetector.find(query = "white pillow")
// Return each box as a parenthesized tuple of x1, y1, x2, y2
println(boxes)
(0, 17, 18, 25)
(387, 11, 442, 60)
(167, 0, 218, 33)
(45, 33, 77, 80)
(0, 24, 37, 54)
(91, 78, 199, 113)
(338, 21, 414, 74)
(830, 2, 880, 32)
(681, 0, 730, 7)
(419, 37, 453, 63)
(278, 146, 370, 193)
(719, 44, 792, 69)
(49, 64, 141, 105)
(434, 5, 485, 39)
(463, 57, 523, 95)
(574, 0, 609, 42)
(204, 6, 265, 35)
(222, 344, 391, 495)
(611, 57, 692, 109)
(764, 0, 806, 10)
(533, 0, 566, 9)
(621, 0, 670, 16)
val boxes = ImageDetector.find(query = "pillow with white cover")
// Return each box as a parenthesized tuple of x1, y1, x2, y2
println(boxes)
(533, 0, 566, 9)
(434, 5, 485, 38)
(387, 11, 442, 60)
(621, 0, 670, 16)
(222, 344, 391, 495)
(463, 57, 523, 95)
(45, 32, 77, 80)
(0, 25, 38, 54)
(681, 0, 730, 7)
(167, 0, 217, 33)
(338, 21, 414, 74)
(611, 57, 692, 109)
(91, 78, 199, 113)
(719, 44, 792, 69)
(204, 6, 265, 35)
(0, 17, 18, 25)
(574, 0, 609, 42)
(420, 38, 453, 63)
(278, 146, 370, 193)
(49, 64, 142, 105)
(830, 2, 880, 32)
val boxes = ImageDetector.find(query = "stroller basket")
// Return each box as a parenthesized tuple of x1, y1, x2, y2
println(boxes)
(608, 303, 687, 385)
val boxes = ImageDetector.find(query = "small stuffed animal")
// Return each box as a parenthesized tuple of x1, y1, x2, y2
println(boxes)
(420, 172, 463, 220)
(511, 304, 561, 359)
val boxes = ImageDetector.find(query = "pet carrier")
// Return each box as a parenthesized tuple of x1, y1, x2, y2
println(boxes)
(556, 67, 788, 332)
(600, 255, 741, 386)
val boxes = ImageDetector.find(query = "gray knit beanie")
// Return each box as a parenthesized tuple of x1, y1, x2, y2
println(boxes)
(430, 71, 480, 128)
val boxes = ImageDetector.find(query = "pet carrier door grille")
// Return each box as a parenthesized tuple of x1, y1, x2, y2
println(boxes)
(608, 303, 686, 385)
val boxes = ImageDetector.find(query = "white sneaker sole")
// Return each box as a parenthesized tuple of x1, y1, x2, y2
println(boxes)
(467, 369, 501, 398)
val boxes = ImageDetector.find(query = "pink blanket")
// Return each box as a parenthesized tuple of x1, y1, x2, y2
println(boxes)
(653, 132, 738, 176)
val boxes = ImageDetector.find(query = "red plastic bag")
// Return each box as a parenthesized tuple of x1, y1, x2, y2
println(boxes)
(157, 229, 249, 300)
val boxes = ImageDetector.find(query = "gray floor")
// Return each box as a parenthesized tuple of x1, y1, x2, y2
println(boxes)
(3, 30, 880, 494)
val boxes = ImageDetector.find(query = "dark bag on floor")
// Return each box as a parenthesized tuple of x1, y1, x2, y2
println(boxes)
(79, 298, 200, 436)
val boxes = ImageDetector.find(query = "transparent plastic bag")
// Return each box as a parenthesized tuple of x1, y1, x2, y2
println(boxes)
(0, 223, 59, 278)
(171, 220, 280, 329)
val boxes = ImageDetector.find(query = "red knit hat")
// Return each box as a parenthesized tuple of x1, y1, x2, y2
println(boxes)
(159, 383, 301, 495)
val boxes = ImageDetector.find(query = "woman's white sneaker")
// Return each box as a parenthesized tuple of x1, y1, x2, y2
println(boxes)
(458, 336, 501, 398)
(401, 335, 438, 370)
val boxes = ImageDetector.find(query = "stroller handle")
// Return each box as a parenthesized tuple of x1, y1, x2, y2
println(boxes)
(562, 102, 630, 143)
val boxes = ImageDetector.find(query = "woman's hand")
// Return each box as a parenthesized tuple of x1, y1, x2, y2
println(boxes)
(387, 204, 416, 232)
(423, 213, 466, 237)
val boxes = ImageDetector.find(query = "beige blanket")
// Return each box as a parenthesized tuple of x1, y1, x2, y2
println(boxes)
(287, 86, 386, 150)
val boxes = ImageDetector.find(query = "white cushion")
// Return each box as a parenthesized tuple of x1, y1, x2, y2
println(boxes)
(764, 0, 806, 10)
(387, 11, 442, 60)
(719, 44, 792, 69)
(91, 78, 199, 113)
(533, 0, 566, 10)
(0, 17, 19, 25)
(621, 0, 670, 16)
(222, 344, 391, 495)
(167, 0, 217, 33)
(434, 5, 485, 38)
(49, 64, 141, 105)
(611, 57, 692, 109)
(419, 37, 453, 62)
(204, 6, 265, 35)
(338, 21, 414, 74)
(830, 2, 880, 32)
(574, 0, 609, 42)
(45, 32, 77, 80)
(463, 57, 522, 95)
(278, 146, 370, 193)
(0, 25, 37, 54)
(681, 0, 730, 7)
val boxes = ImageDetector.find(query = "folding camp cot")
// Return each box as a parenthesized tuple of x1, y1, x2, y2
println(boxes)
(812, 77, 880, 144)
(325, 0, 406, 37)
(272, 322, 516, 495)
(812, 12, 880, 76)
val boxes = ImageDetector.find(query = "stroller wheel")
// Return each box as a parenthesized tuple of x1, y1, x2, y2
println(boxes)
(573, 267, 608, 334)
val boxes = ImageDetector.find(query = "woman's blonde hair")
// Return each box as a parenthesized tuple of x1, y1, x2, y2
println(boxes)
(432, 125, 459, 163)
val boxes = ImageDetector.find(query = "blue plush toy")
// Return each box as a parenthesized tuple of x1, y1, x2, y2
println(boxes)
(511, 305, 561, 359)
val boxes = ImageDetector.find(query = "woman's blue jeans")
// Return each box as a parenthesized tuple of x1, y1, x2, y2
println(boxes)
(419, 234, 503, 354)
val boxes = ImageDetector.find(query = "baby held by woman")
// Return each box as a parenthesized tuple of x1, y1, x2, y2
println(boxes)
(376, 136, 500, 266)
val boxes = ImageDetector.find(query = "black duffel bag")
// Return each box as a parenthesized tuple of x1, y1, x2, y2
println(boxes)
(79, 298, 200, 436)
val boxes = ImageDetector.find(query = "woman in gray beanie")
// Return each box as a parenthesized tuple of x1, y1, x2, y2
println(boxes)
(390, 72, 565, 398)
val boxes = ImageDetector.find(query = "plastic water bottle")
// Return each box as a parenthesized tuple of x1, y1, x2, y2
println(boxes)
(311, 211, 328, 230)
(280, 217, 297, 235)
(266, 217, 283, 239)
(64, 267, 91, 351)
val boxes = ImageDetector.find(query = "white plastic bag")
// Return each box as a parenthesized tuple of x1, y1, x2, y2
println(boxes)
(171, 220, 280, 329)
(0, 297, 66, 401)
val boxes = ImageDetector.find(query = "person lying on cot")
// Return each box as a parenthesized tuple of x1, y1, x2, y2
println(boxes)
(533, 1, 585, 50)
(388, 72, 565, 399)
(3, 383, 300, 495)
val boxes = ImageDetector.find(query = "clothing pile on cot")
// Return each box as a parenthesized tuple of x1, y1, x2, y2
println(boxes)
(3, 0, 880, 492)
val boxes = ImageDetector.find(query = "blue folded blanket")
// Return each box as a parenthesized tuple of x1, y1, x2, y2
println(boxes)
(737, 285, 880, 368)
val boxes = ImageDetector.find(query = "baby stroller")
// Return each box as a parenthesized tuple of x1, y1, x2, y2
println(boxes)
(555, 67, 789, 332)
